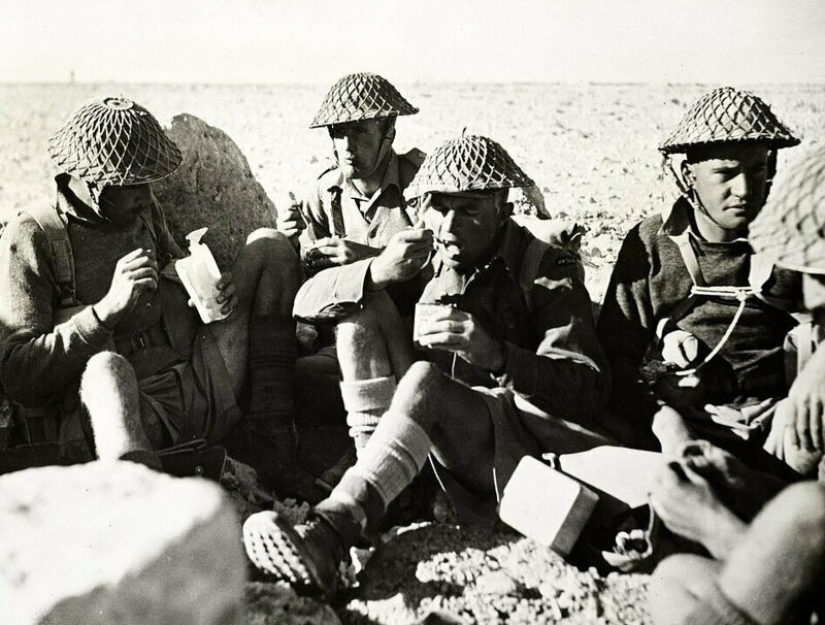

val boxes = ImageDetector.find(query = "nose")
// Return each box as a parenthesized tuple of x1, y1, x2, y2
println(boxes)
(730, 172, 750, 200)
(441, 209, 458, 234)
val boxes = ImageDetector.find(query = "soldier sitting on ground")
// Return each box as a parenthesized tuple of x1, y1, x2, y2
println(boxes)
(243, 134, 611, 599)
(596, 87, 819, 478)
(275, 73, 426, 486)
(648, 145, 825, 625)
(0, 96, 316, 499)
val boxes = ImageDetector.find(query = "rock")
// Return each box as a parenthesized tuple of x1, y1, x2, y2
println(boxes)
(154, 114, 278, 269)
(0, 462, 245, 625)
(245, 581, 341, 625)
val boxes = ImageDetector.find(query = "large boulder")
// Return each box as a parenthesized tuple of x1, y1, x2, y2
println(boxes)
(0, 462, 246, 625)
(154, 114, 278, 269)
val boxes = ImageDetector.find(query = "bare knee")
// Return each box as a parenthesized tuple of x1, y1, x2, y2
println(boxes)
(390, 361, 444, 425)
(767, 482, 825, 547)
(649, 555, 719, 625)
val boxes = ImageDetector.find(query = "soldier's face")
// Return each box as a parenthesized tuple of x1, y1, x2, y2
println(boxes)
(685, 143, 769, 238)
(427, 191, 509, 272)
(329, 119, 387, 180)
(97, 184, 154, 225)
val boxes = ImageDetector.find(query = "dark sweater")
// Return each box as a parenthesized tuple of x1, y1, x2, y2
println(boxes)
(597, 200, 801, 438)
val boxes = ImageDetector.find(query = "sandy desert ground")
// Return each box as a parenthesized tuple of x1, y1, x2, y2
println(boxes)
(2, 83, 824, 624)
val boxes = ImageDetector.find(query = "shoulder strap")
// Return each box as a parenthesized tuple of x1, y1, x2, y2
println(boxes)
(328, 187, 346, 238)
(519, 237, 551, 310)
(23, 204, 78, 308)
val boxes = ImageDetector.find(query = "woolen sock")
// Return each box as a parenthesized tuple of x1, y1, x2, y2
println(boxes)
(323, 411, 432, 530)
(247, 314, 296, 429)
(340, 376, 397, 453)
(683, 583, 757, 625)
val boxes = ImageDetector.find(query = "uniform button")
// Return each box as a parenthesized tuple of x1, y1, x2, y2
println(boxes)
(368, 230, 377, 239)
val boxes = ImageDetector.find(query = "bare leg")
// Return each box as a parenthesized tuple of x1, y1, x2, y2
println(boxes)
(649, 555, 723, 625)
(80, 351, 161, 469)
(650, 482, 825, 625)
(719, 482, 825, 625)
(336, 289, 416, 451)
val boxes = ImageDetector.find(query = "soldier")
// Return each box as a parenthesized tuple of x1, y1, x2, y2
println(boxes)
(276, 73, 427, 480)
(243, 134, 610, 599)
(0, 97, 315, 498)
(277, 71, 425, 278)
(596, 87, 814, 477)
(648, 145, 825, 625)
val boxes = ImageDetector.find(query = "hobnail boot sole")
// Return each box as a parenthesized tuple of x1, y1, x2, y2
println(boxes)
(242, 511, 336, 598)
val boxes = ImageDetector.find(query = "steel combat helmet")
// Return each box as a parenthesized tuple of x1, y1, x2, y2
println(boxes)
(749, 146, 825, 273)
(659, 87, 800, 155)
(48, 96, 182, 187)
(406, 134, 534, 199)
(310, 72, 418, 128)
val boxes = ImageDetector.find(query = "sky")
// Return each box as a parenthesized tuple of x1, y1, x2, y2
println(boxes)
(1, 0, 823, 84)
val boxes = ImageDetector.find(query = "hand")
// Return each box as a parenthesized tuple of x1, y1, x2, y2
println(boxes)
(368, 228, 434, 289)
(651, 405, 695, 454)
(661, 330, 700, 368)
(416, 307, 506, 371)
(654, 370, 705, 409)
(784, 346, 825, 453)
(649, 460, 744, 558)
(214, 271, 238, 316)
(304, 237, 380, 269)
(276, 192, 305, 240)
(94, 248, 158, 327)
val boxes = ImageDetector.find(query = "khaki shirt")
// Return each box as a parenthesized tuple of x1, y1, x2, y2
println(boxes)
(295, 148, 425, 270)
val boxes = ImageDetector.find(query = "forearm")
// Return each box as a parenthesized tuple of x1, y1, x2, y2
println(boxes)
(2, 307, 113, 405)
(499, 341, 608, 424)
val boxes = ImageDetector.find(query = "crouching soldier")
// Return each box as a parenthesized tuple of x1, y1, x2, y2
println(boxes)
(0, 96, 316, 499)
(243, 134, 611, 599)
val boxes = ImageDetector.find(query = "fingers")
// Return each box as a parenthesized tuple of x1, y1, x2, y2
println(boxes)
(216, 271, 236, 292)
(794, 400, 815, 453)
(809, 396, 824, 452)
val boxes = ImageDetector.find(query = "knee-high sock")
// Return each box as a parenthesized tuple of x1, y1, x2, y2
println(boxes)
(317, 410, 431, 530)
(340, 376, 396, 453)
(247, 314, 296, 429)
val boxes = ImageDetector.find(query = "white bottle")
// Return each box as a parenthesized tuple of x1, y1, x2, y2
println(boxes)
(175, 228, 230, 324)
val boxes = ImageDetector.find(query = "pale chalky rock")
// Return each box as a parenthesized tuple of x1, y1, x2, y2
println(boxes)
(0, 462, 246, 625)
(154, 114, 277, 269)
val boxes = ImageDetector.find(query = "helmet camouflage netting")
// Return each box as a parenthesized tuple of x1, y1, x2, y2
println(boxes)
(48, 96, 182, 187)
(749, 145, 825, 273)
(406, 134, 534, 199)
(659, 87, 800, 155)
(310, 72, 418, 128)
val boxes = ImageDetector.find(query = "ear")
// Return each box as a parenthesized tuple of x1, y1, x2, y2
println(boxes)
(680, 159, 696, 188)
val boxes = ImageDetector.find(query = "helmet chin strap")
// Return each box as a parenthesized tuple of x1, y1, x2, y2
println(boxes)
(665, 156, 739, 235)
(332, 121, 395, 182)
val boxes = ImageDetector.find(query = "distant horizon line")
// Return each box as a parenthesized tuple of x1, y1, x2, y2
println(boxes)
(2, 79, 825, 88)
